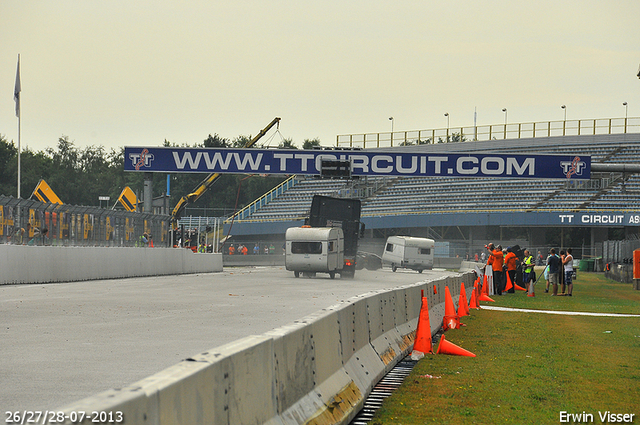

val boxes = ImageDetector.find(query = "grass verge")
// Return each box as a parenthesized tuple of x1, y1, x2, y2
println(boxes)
(370, 273, 640, 424)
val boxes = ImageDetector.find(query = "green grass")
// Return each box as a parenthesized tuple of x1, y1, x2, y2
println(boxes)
(370, 273, 640, 425)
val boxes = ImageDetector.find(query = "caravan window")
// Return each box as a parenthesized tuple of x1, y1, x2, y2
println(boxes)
(419, 248, 431, 255)
(328, 241, 335, 252)
(385, 243, 394, 252)
(291, 241, 323, 254)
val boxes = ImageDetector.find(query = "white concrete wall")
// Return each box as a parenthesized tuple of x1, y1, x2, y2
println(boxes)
(0, 245, 222, 284)
(56, 271, 476, 425)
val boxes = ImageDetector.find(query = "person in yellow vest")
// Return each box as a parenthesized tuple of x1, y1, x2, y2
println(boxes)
(522, 249, 535, 292)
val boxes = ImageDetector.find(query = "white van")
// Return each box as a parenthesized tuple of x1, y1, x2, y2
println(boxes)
(382, 236, 435, 273)
(285, 227, 344, 278)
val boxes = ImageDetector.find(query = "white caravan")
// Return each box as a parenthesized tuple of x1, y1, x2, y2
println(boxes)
(285, 227, 344, 278)
(382, 236, 435, 273)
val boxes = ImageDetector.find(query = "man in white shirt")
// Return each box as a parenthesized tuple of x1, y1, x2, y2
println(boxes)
(563, 248, 574, 296)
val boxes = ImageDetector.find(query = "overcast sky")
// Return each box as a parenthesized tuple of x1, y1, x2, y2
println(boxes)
(2, 1, 639, 152)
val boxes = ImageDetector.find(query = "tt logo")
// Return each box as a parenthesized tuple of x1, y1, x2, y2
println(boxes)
(129, 149, 154, 170)
(560, 157, 586, 178)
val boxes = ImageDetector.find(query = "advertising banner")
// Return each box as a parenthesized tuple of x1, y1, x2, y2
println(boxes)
(124, 147, 591, 180)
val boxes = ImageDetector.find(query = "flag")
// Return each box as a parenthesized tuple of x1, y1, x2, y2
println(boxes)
(117, 186, 137, 212)
(31, 179, 63, 204)
(14, 55, 21, 117)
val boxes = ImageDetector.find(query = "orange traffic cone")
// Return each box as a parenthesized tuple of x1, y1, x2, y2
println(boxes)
(436, 334, 476, 357)
(469, 284, 480, 309)
(443, 286, 460, 330)
(411, 296, 433, 356)
(479, 292, 495, 302)
(457, 283, 470, 317)
(504, 272, 513, 292)
(515, 283, 527, 291)
(482, 273, 489, 295)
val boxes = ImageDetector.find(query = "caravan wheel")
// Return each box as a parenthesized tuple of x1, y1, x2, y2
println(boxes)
(392, 264, 397, 272)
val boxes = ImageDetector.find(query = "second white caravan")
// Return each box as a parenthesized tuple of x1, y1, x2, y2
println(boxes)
(382, 236, 435, 273)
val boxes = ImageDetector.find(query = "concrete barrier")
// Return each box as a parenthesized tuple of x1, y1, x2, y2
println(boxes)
(53, 271, 476, 425)
(223, 255, 466, 271)
(0, 245, 222, 285)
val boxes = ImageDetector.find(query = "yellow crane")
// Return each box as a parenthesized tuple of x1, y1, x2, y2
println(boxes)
(170, 117, 281, 227)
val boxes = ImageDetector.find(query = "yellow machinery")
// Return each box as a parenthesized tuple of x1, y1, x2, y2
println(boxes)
(170, 117, 281, 227)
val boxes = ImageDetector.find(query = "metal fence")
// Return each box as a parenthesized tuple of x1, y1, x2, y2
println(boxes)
(337, 117, 640, 148)
(602, 239, 640, 265)
(0, 195, 169, 247)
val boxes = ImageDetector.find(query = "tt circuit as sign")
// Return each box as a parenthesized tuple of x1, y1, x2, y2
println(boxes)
(124, 147, 591, 180)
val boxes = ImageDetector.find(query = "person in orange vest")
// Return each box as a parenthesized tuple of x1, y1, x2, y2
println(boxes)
(484, 243, 495, 294)
(487, 243, 504, 295)
(504, 247, 517, 293)
(229, 244, 236, 255)
(242, 245, 248, 255)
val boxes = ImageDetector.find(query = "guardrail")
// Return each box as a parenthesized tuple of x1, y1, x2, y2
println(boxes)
(337, 117, 640, 148)
(54, 271, 476, 425)
(0, 195, 169, 247)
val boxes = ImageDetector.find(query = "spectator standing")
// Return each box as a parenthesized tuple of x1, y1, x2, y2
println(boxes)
(546, 248, 561, 296)
(559, 250, 566, 295)
(229, 244, 236, 255)
(253, 243, 260, 255)
(563, 248, 574, 296)
(242, 244, 248, 255)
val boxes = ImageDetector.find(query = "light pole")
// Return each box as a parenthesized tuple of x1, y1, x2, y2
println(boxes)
(444, 113, 449, 142)
(389, 117, 394, 145)
(623, 102, 628, 133)
(502, 108, 507, 138)
(561, 105, 567, 135)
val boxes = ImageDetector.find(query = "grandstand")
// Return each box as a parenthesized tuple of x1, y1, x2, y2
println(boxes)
(223, 133, 640, 251)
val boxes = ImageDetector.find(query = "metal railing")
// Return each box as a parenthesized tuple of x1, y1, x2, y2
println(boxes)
(0, 195, 169, 247)
(602, 238, 640, 264)
(337, 117, 640, 148)
(225, 175, 297, 223)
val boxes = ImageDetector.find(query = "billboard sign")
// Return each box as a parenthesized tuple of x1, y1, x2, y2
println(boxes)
(124, 147, 590, 180)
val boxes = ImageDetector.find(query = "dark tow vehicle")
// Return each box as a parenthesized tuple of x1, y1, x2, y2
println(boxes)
(307, 195, 364, 278)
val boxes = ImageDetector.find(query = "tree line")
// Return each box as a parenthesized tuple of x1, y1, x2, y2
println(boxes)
(0, 133, 322, 216)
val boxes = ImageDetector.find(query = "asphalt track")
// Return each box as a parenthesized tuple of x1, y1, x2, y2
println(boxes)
(1, 266, 456, 413)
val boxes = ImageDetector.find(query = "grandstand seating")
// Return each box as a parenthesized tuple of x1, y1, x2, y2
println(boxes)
(230, 134, 640, 222)
(246, 178, 351, 221)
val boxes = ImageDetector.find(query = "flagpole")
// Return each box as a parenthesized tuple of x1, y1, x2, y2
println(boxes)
(17, 98, 21, 199)
(15, 54, 21, 199)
